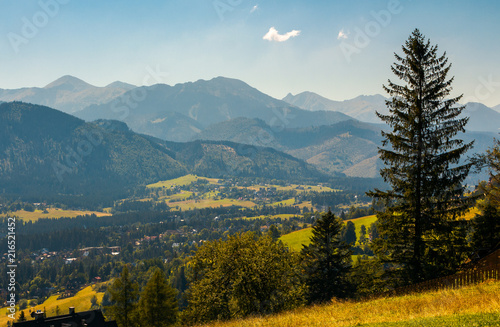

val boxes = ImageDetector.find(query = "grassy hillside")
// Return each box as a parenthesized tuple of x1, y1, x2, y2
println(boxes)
(349, 215, 378, 240)
(0, 285, 105, 326)
(280, 215, 378, 251)
(279, 227, 313, 251)
(280, 210, 476, 252)
(198, 281, 500, 327)
(147, 174, 219, 188)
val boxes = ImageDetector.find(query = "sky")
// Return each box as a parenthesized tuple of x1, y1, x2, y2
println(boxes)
(1, 0, 500, 107)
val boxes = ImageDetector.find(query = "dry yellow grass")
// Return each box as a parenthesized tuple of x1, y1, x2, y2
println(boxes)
(1, 208, 111, 221)
(147, 174, 219, 189)
(198, 281, 500, 327)
(170, 198, 257, 211)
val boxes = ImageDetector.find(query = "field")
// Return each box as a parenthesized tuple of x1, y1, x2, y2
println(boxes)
(0, 208, 111, 221)
(169, 198, 257, 211)
(198, 280, 500, 327)
(279, 215, 378, 251)
(279, 228, 313, 251)
(0, 285, 105, 326)
(272, 198, 296, 206)
(143, 175, 330, 211)
(147, 174, 219, 188)
(348, 215, 378, 242)
(280, 209, 477, 252)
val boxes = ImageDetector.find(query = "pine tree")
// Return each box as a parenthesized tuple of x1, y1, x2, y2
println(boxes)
(105, 265, 139, 327)
(18, 311, 26, 322)
(138, 268, 178, 327)
(301, 210, 352, 303)
(341, 221, 357, 246)
(359, 225, 367, 245)
(268, 224, 280, 240)
(368, 29, 474, 284)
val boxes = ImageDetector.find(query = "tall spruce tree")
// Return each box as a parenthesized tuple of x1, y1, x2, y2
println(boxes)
(368, 29, 474, 284)
(301, 210, 352, 303)
(138, 268, 178, 327)
(105, 265, 139, 327)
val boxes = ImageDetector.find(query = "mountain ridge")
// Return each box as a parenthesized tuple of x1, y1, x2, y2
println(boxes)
(284, 91, 500, 133)
(74, 76, 355, 142)
(0, 75, 136, 114)
(0, 102, 326, 204)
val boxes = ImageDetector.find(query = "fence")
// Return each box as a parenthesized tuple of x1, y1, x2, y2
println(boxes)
(369, 248, 500, 298)
(388, 263, 500, 297)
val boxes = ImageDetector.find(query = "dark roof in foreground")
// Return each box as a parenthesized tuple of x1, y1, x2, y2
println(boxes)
(13, 308, 118, 327)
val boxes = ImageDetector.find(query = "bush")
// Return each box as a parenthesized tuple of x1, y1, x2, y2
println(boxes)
(181, 232, 305, 324)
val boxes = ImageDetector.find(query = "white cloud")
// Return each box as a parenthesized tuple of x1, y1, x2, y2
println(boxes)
(337, 29, 349, 40)
(250, 5, 258, 13)
(263, 27, 301, 42)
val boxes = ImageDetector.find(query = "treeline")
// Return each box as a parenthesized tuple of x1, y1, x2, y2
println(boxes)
(0, 206, 317, 301)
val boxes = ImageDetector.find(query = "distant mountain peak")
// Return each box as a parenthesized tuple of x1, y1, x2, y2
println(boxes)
(105, 81, 137, 90)
(44, 75, 94, 91)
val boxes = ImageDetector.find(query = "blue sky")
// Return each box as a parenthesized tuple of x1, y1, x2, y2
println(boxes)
(1, 0, 500, 107)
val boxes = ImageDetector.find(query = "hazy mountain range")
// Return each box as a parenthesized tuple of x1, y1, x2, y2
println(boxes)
(195, 118, 383, 177)
(283, 91, 500, 133)
(0, 75, 497, 182)
(282, 92, 389, 123)
(73, 77, 353, 142)
(0, 75, 135, 113)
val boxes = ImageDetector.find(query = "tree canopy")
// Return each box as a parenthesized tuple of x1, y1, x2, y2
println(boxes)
(182, 232, 305, 324)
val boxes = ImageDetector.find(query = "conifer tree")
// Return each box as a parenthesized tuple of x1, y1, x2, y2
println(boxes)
(341, 221, 357, 246)
(18, 311, 26, 322)
(105, 265, 139, 327)
(473, 141, 500, 251)
(301, 210, 352, 303)
(368, 29, 474, 284)
(359, 225, 367, 245)
(138, 268, 178, 327)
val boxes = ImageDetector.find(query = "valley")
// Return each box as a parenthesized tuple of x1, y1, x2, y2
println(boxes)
(0, 75, 498, 326)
